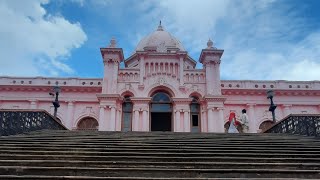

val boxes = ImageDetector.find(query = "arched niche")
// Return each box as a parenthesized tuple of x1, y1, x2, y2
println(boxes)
(77, 117, 99, 131)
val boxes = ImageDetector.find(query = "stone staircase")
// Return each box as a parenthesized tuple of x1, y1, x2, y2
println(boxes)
(0, 130, 320, 179)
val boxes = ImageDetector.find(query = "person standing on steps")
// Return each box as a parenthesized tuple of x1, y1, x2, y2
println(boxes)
(227, 112, 239, 133)
(239, 109, 249, 133)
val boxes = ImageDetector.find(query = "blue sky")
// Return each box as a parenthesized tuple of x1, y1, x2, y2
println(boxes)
(1, 0, 320, 80)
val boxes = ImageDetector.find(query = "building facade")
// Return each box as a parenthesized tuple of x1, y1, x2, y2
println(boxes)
(1, 24, 320, 133)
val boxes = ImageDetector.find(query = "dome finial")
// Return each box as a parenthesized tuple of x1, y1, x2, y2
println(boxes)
(157, 20, 164, 31)
(207, 38, 216, 49)
(109, 37, 117, 48)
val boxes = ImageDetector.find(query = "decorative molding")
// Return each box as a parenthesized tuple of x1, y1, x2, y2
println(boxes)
(203, 95, 227, 102)
(96, 94, 121, 101)
(131, 97, 152, 104)
(172, 98, 192, 104)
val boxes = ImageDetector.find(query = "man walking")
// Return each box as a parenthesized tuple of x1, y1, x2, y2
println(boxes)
(239, 109, 249, 133)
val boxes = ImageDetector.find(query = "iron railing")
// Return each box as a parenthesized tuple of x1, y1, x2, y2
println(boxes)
(263, 114, 320, 137)
(0, 109, 67, 136)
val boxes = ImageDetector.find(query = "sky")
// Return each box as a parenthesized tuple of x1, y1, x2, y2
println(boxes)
(0, 0, 320, 81)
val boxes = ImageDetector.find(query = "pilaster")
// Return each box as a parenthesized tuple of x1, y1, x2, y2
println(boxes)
(66, 101, 74, 130)
(247, 103, 256, 133)
(131, 97, 152, 132)
(203, 95, 226, 133)
(172, 98, 192, 132)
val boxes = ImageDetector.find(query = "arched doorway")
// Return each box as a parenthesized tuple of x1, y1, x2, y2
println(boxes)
(77, 117, 98, 131)
(122, 96, 133, 132)
(150, 92, 172, 131)
(190, 96, 200, 132)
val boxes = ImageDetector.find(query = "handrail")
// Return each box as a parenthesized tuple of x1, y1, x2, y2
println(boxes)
(263, 114, 320, 137)
(0, 109, 67, 136)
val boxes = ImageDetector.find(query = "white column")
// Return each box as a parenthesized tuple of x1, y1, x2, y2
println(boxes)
(148, 63, 151, 75)
(247, 104, 256, 133)
(175, 110, 181, 132)
(201, 110, 205, 132)
(179, 57, 184, 86)
(66, 101, 74, 130)
(184, 110, 190, 132)
(283, 105, 292, 117)
(116, 109, 121, 131)
(207, 108, 214, 132)
(133, 110, 140, 131)
(213, 62, 221, 95)
(139, 56, 144, 85)
(112, 61, 119, 93)
(205, 63, 212, 95)
(102, 61, 108, 93)
(217, 108, 224, 133)
(98, 106, 106, 131)
(110, 106, 116, 131)
(142, 110, 147, 131)
(158, 63, 161, 73)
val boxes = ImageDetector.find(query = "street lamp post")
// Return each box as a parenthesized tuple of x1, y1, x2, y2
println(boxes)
(49, 86, 61, 118)
(267, 90, 277, 123)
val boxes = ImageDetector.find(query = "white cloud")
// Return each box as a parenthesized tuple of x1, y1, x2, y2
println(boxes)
(0, 0, 87, 76)
(129, 0, 320, 81)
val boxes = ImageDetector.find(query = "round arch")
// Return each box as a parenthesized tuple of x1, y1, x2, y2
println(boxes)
(188, 91, 204, 99)
(147, 85, 176, 97)
(118, 88, 137, 97)
(120, 90, 135, 97)
(76, 116, 99, 130)
(74, 113, 99, 129)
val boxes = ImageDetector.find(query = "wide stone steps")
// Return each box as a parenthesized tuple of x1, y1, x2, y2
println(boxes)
(1, 160, 320, 170)
(1, 130, 320, 179)
(1, 166, 320, 178)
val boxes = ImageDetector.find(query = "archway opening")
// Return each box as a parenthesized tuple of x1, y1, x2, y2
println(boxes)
(150, 92, 172, 131)
(122, 96, 133, 132)
(77, 117, 98, 131)
(190, 96, 200, 132)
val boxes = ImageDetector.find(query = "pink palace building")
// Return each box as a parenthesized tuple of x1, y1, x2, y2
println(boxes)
(1, 24, 320, 133)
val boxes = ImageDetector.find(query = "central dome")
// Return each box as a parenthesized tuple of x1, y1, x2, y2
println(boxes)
(135, 23, 185, 52)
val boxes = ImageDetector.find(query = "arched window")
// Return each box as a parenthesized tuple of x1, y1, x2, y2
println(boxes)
(77, 117, 98, 131)
(190, 96, 200, 132)
(122, 96, 133, 132)
(150, 92, 172, 112)
(259, 120, 274, 132)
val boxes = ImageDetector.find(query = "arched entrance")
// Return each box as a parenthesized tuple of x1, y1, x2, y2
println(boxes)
(190, 96, 200, 132)
(77, 117, 98, 131)
(150, 92, 172, 131)
(122, 96, 133, 132)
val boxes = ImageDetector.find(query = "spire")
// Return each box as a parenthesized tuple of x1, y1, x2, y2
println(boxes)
(207, 38, 217, 49)
(157, 20, 164, 31)
(109, 37, 117, 48)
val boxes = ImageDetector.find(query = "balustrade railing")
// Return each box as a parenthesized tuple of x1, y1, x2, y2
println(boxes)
(263, 114, 320, 137)
(0, 109, 67, 136)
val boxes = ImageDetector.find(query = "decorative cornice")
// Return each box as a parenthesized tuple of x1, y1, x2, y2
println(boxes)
(222, 89, 320, 96)
(96, 94, 121, 101)
(130, 97, 152, 103)
(172, 98, 192, 104)
(0, 85, 101, 93)
(203, 95, 227, 102)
